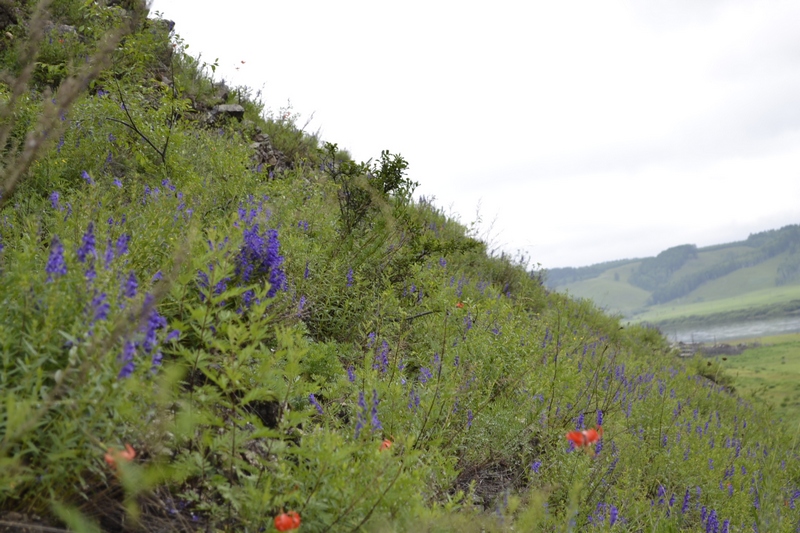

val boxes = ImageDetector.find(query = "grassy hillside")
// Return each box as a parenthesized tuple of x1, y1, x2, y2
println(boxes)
(548, 231, 800, 326)
(713, 334, 800, 428)
(1, 2, 800, 532)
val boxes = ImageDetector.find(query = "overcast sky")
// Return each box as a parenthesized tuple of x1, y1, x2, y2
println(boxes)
(149, 0, 800, 269)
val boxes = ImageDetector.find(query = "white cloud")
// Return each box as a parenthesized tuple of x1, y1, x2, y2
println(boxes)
(151, 0, 800, 269)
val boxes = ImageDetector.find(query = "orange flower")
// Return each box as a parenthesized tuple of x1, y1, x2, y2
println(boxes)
(104, 443, 136, 469)
(380, 439, 392, 452)
(274, 511, 301, 531)
(456, 302, 464, 309)
(566, 426, 603, 455)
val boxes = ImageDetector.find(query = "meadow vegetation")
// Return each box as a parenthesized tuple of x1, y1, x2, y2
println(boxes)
(709, 334, 800, 429)
(549, 230, 800, 328)
(1, 2, 799, 531)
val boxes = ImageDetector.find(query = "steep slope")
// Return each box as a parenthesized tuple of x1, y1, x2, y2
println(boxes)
(1, 3, 799, 532)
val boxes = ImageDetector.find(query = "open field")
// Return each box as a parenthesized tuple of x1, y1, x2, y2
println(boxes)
(631, 283, 800, 323)
(715, 333, 800, 429)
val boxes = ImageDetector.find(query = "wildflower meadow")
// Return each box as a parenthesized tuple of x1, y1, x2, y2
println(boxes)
(0, 1, 798, 531)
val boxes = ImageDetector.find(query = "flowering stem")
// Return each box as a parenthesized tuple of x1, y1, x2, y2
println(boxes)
(412, 310, 449, 449)
(348, 460, 405, 533)
(321, 461, 393, 533)
(546, 308, 563, 426)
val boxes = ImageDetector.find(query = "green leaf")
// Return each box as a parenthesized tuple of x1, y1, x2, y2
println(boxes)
(52, 501, 102, 533)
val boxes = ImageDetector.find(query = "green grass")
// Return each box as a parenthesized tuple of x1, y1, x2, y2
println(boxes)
(560, 274, 650, 314)
(3, 3, 800, 531)
(558, 242, 800, 326)
(674, 253, 798, 304)
(631, 283, 800, 323)
(717, 334, 800, 428)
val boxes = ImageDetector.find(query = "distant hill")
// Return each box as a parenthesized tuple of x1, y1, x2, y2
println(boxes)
(544, 225, 800, 326)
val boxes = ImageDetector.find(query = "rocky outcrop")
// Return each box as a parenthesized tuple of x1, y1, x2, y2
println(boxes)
(250, 131, 291, 175)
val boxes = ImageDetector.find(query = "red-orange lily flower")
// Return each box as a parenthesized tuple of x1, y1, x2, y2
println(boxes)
(104, 443, 136, 469)
(380, 439, 392, 452)
(274, 511, 301, 531)
(566, 426, 603, 456)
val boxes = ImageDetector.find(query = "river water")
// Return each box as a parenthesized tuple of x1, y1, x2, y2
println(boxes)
(658, 316, 800, 344)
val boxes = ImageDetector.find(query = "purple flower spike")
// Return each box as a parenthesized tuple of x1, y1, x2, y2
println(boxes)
(116, 234, 131, 256)
(103, 239, 114, 269)
(90, 292, 110, 324)
(370, 389, 382, 430)
(46, 236, 67, 281)
(77, 222, 96, 262)
(118, 341, 136, 378)
(309, 393, 324, 415)
(123, 271, 138, 298)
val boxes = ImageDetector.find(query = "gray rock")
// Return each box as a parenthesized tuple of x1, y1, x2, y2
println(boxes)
(211, 104, 245, 121)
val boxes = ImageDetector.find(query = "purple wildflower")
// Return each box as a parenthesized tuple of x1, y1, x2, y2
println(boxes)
(113, 178, 123, 188)
(706, 510, 719, 533)
(151, 350, 163, 371)
(309, 393, 324, 415)
(90, 292, 110, 324)
(50, 191, 60, 210)
(76, 222, 96, 262)
(123, 271, 137, 298)
(370, 389, 382, 430)
(467, 409, 473, 428)
(141, 297, 167, 354)
(346, 267, 353, 287)
(235, 225, 285, 296)
(597, 410, 604, 426)
(419, 367, 433, 384)
(103, 239, 114, 269)
(408, 388, 420, 411)
(374, 341, 389, 373)
(531, 461, 541, 474)
(165, 329, 180, 342)
(681, 489, 690, 513)
(118, 341, 136, 378)
(81, 170, 93, 185)
(46, 236, 67, 281)
(609, 505, 618, 526)
(347, 366, 356, 382)
(85, 262, 96, 282)
(116, 233, 131, 256)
